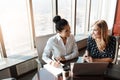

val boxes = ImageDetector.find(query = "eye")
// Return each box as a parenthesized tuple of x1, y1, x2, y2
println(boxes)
(93, 29, 98, 31)
(65, 30, 68, 32)
(65, 30, 70, 33)
(94, 29, 97, 31)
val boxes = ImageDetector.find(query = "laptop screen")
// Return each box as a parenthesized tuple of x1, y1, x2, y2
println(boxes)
(70, 62, 109, 76)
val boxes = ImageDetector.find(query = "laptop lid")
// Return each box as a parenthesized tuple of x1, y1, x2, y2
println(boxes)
(70, 62, 109, 76)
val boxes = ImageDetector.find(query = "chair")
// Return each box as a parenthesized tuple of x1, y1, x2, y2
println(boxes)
(35, 34, 55, 69)
(112, 36, 120, 64)
(118, 60, 120, 65)
(35, 58, 42, 71)
(2, 78, 16, 80)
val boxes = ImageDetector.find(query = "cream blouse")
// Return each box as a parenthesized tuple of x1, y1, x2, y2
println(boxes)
(42, 33, 79, 64)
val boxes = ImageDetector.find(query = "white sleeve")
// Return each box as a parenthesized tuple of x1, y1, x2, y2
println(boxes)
(42, 39, 53, 64)
(65, 35, 79, 60)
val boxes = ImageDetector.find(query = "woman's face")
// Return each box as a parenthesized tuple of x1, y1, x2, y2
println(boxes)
(91, 25, 101, 39)
(59, 25, 71, 38)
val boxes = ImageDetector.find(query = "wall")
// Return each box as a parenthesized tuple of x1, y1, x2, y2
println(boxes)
(0, 58, 37, 79)
(0, 68, 11, 79)
(113, 0, 120, 36)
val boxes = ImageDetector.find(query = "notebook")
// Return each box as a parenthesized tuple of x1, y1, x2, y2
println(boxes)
(43, 64, 63, 77)
(70, 62, 109, 76)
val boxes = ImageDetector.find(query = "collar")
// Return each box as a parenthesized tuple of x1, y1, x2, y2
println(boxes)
(56, 33, 62, 41)
(56, 33, 70, 41)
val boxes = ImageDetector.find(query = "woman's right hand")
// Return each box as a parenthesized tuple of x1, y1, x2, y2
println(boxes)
(83, 50, 93, 63)
(83, 56, 93, 63)
(83, 51, 89, 59)
(50, 60, 61, 68)
(55, 56, 66, 62)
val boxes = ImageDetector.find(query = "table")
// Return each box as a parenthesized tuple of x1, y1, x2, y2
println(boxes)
(32, 63, 120, 80)
(105, 64, 120, 80)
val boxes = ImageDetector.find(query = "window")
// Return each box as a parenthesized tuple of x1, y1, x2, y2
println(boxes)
(90, 0, 101, 25)
(76, 0, 89, 35)
(58, 0, 74, 34)
(76, 0, 117, 35)
(0, 0, 117, 61)
(32, 0, 54, 36)
(90, 0, 117, 30)
(0, 27, 4, 59)
(0, 0, 33, 57)
(0, 45, 2, 59)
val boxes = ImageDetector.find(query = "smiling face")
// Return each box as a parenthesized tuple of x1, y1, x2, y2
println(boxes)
(91, 20, 109, 40)
(91, 24, 101, 39)
(59, 25, 71, 38)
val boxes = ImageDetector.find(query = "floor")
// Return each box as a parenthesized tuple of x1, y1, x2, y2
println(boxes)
(17, 70, 37, 80)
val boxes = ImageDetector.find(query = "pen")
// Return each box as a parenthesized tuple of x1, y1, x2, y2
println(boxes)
(85, 55, 88, 57)
(84, 55, 89, 63)
(54, 58, 64, 66)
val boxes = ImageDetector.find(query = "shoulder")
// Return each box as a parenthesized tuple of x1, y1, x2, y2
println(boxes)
(68, 34, 76, 41)
(108, 35, 116, 46)
(69, 34, 75, 38)
(87, 36, 94, 41)
(47, 34, 58, 43)
(109, 35, 116, 42)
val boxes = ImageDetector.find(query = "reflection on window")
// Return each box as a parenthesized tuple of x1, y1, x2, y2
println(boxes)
(76, 0, 88, 35)
(0, 44, 2, 59)
(0, 44, 5, 65)
(0, 44, 6, 65)
(58, 0, 73, 33)
(32, 0, 53, 36)
(0, 0, 33, 56)
(90, 0, 102, 27)
(76, 0, 116, 35)
(0, 53, 2, 59)
(90, 0, 117, 29)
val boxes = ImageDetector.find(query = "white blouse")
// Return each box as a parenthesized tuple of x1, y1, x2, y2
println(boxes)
(42, 33, 79, 64)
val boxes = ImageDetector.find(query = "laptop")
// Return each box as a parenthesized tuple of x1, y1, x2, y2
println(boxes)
(70, 62, 109, 76)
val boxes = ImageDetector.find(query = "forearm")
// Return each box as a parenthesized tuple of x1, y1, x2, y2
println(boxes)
(65, 45, 79, 60)
(93, 58, 113, 63)
(65, 51, 79, 60)
(42, 52, 52, 64)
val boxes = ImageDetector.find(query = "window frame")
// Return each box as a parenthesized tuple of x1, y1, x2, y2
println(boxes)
(0, 0, 117, 59)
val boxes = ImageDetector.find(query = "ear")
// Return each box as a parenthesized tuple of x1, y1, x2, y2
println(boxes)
(57, 30, 61, 34)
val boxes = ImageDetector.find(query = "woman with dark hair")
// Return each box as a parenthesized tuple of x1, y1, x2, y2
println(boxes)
(83, 20, 116, 63)
(42, 15, 79, 67)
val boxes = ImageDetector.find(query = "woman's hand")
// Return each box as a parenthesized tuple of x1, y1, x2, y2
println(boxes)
(55, 56, 66, 62)
(83, 51, 89, 62)
(83, 50, 93, 63)
(84, 56, 93, 63)
(50, 60, 61, 68)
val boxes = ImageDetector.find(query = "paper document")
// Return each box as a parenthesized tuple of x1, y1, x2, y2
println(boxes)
(44, 64, 63, 76)
(76, 57, 84, 63)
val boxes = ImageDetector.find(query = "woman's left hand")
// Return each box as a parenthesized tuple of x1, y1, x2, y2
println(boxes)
(60, 56, 66, 61)
(55, 56, 66, 61)
(84, 56, 93, 63)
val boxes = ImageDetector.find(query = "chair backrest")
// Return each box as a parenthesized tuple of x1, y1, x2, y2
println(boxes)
(112, 36, 120, 64)
(2, 78, 16, 80)
(35, 34, 55, 65)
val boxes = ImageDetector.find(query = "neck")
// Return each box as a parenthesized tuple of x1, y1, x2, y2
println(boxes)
(61, 37, 67, 40)
(60, 36, 67, 45)
(95, 36, 102, 40)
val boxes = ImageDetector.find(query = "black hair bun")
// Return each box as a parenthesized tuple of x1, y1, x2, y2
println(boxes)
(53, 15, 61, 24)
